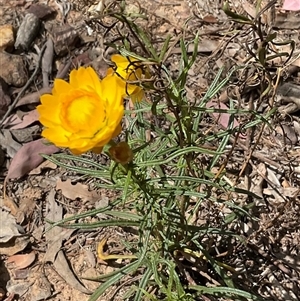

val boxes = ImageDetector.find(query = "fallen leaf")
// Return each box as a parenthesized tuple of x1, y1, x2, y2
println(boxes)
(56, 179, 101, 202)
(0, 196, 19, 216)
(97, 238, 136, 261)
(44, 227, 75, 263)
(0, 208, 29, 256)
(10, 110, 39, 130)
(11, 125, 40, 144)
(263, 187, 299, 198)
(0, 129, 22, 158)
(43, 189, 90, 294)
(207, 100, 246, 138)
(282, 179, 291, 188)
(2, 113, 22, 128)
(0, 236, 29, 256)
(242, 0, 257, 19)
(251, 163, 266, 202)
(44, 189, 74, 263)
(6, 138, 59, 179)
(7, 252, 36, 269)
(202, 15, 218, 23)
(29, 160, 57, 175)
(16, 187, 42, 224)
(0, 210, 20, 243)
(14, 269, 30, 279)
(266, 167, 281, 187)
(83, 249, 96, 268)
(207, 100, 239, 128)
(16, 87, 52, 107)
(53, 250, 91, 294)
(282, 0, 300, 11)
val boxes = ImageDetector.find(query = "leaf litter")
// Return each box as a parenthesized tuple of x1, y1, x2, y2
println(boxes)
(44, 189, 91, 294)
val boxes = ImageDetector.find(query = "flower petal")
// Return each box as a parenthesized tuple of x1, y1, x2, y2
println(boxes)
(102, 74, 124, 105)
(41, 127, 71, 146)
(52, 79, 72, 96)
(70, 67, 102, 94)
(37, 94, 62, 127)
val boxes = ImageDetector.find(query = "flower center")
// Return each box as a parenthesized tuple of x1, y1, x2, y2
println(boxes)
(60, 91, 105, 134)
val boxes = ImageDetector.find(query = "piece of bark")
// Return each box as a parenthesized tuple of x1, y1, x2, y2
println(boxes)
(15, 13, 40, 50)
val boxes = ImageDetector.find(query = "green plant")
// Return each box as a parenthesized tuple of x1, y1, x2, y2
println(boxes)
(43, 1, 276, 300)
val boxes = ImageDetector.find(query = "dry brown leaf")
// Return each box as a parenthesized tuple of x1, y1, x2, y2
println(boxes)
(43, 190, 86, 293)
(53, 251, 91, 294)
(2, 113, 22, 128)
(251, 163, 266, 202)
(6, 251, 36, 269)
(206, 100, 246, 138)
(241, 0, 256, 19)
(202, 14, 218, 23)
(10, 110, 39, 130)
(263, 187, 299, 198)
(44, 189, 75, 263)
(0, 196, 19, 216)
(16, 87, 52, 107)
(26, 3, 56, 19)
(0, 236, 29, 256)
(6, 138, 59, 179)
(56, 179, 100, 203)
(44, 227, 75, 263)
(29, 160, 57, 175)
(0, 129, 22, 158)
(0, 210, 20, 242)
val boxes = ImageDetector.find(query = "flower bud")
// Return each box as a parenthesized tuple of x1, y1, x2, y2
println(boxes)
(109, 142, 133, 165)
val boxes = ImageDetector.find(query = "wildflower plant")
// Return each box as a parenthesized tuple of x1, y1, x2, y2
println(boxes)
(41, 2, 274, 301)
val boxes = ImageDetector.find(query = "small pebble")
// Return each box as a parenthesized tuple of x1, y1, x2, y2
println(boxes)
(0, 77, 11, 118)
(0, 52, 28, 87)
(26, 3, 56, 20)
(0, 24, 14, 51)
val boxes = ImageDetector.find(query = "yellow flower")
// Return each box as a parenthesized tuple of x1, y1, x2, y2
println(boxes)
(37, 67, 124, 155)
(108, 54, 148, 102)
(109, 141, 133, 165)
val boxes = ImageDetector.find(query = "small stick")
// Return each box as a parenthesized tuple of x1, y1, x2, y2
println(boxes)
(0, 43, 47, 128)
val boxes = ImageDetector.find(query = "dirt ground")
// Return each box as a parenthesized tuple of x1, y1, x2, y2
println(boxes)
(1, 0, 300, 300)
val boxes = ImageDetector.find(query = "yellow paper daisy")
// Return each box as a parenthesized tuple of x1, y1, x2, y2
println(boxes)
(37, 66, 124, 155)
(108, 54, 149, 102)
